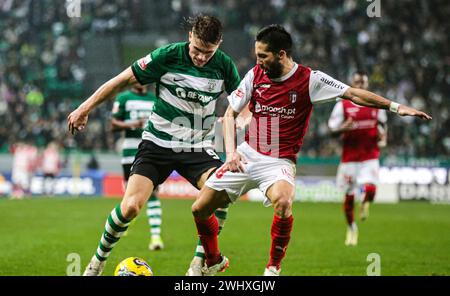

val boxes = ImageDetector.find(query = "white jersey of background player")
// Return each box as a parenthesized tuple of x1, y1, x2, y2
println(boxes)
(11, 142, 38, 198)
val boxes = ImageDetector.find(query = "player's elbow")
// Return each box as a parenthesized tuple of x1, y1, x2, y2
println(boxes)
(109, 67, 136, 92)
(110, 120, 121, 131)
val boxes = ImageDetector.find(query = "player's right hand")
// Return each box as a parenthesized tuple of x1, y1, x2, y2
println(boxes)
(67, 108, 89, 135)
(224, 151, 247, 173)
(138, 118, 148, 128)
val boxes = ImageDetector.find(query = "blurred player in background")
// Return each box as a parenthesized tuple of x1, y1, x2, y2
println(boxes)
(191, 25, 431, 276)
(328, 71, 387, 246)
(41, 141, 62, 196)
(111, 82, 164, 250)
(11, 140, 39, 198)
(67, 15, 240, 276)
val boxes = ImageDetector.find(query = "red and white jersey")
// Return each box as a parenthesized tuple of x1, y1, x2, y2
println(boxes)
(328, 100, 387, 162)
(12, 144, 39, 173)
(228, 63, 349, 163)
(41, 146, 61, 175)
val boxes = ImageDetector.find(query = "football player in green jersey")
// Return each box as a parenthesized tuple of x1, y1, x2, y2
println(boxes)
(68, 15, 240, 276)
(111, 82, 164, 251)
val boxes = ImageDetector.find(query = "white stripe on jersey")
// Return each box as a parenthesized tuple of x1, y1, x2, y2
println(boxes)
(160, 72, 224, 93)
(122, 138, 141, 150)
(125, 100, 154, 111)
(150, 112, 215, 142)
(142, 130, 213, 149)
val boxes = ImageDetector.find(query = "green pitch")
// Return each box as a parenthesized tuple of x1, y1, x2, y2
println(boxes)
(0, 197, 449, 276)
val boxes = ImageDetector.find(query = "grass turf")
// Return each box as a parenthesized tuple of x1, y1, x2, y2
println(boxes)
(0, 197, 449, 276)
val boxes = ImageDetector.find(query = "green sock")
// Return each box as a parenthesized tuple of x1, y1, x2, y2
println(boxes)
(147, 194, 162, 238)
(95, 204, 131, 262)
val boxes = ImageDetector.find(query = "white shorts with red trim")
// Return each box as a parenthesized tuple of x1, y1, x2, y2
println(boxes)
(11, 170, 32, 190)
(336, 159, 379, 195)
(205, 142, 296, 206)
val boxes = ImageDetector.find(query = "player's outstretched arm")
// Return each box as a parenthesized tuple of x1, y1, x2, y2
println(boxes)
(67, 67, 138, 134)
(342, 87, 432, 120)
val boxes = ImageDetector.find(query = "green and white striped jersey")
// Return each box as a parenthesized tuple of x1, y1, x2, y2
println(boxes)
(131, 42, 240, 150)
(112, 90, 157, 164)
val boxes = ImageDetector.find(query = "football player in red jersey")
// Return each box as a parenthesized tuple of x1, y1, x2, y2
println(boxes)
(328, 71, 387, 246)
(191, 25, 431, 276)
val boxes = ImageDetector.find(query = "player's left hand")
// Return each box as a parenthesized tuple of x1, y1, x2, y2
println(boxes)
(67, 108, 89, 135)
(398, 105, 432, 120)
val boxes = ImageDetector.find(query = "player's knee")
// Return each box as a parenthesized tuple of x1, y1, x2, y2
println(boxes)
(191, 201, 209, 219)
(121, 197, 144, 219)
(273, 193, 293, 217)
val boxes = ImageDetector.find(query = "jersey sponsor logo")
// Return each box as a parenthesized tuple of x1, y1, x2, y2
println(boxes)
(129, 110, 152, 120)
(345, 119, 377, 129)
(347, 107, 360, 113)
(175, 87, 214, 104)
(254, 102, 296, 118)
(173, 77, 186, 82)
(320, 77, 346, 90)
(137, 54, 152, 70)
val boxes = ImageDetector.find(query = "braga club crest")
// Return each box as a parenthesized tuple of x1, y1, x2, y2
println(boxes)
(289, 90, 297, 104)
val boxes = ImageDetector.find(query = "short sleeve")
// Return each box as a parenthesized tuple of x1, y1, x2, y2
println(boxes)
(227, 69, 254, 113)
(309, 71, 350, 105)
(328, 101, 344, 131)
(131, 47, 168, 85)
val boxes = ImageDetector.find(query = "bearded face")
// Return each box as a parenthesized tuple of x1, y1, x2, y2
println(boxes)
(263, 56, 283, 79)
(255, 41, 285, 79)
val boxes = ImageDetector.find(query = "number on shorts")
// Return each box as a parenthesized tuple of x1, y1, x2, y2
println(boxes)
(205, 148, 220, 160)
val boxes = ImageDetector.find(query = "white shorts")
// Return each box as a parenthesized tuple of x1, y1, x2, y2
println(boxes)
(12, 170, 32, 190)
(206, 142, 296, 206)
(336, 159, 379, 195)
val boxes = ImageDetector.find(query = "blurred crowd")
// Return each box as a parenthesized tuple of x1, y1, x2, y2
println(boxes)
(1, 0, 448, 159)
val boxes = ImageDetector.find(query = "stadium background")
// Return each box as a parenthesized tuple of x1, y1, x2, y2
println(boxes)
(0, 0, 449, 276)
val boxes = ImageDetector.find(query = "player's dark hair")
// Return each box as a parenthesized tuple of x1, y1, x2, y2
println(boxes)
(256, 25, 293, 56)
(185, 15, 223, 44)
(353, 70, 368, 77)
